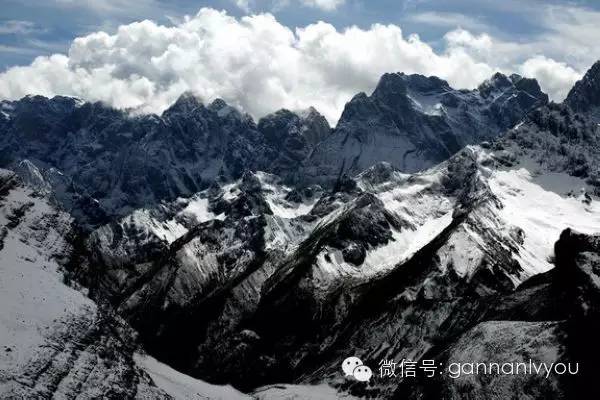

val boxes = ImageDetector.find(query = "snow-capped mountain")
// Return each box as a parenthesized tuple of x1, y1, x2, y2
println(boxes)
(0, 71, 543, 228)
(303, 71, 548, 184)
(3, 60, 600, 399)
(78, 106, 599, 397)
(0, 93, 330, 227)
(0, 169, 251, 399)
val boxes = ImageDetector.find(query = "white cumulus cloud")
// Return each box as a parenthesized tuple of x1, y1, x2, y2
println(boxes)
(520, 56, 582, 103)
(0, 7, 590, 124)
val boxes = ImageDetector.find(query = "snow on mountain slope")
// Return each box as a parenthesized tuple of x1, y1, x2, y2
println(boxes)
(304, 71, 548, 184)
(256, 172, 321, 220)
(356, 163, 456, 267)
(6, 62, 600, 399)
(0, 94, 332, 228)
(393, 144, 600, 285)
(0, 70, 545, 228)
(89, 171, 322, 272)
(253, 383, 359, 399)
(488, 164, 600, 277)
(136, 352, 352, 400)
(66, 113, 600, 397)
(289, 169, 456, 290)
(356, 143, 600, 284)
(78, 171, 336, 387)
(0, 169, 273, 399)
(221, 137, 600, 395)
(78, 133, 600, 395)
(434, 320, 566, 400)
(134, 353, 250, 400)
(296, 143, 582, 293)
(0, 170, 93, 380)
(130, 194, 226, 245)
(0, 169, 167, 398)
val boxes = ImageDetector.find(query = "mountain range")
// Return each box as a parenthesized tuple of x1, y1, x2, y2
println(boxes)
(1, 60, 600, 399)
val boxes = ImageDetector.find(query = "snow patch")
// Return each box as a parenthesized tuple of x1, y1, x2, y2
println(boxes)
(489, 167, 600, 278)
(134, 353, 250, 400)
(0, 180, 97, 378)
(253, 383, 359, 399)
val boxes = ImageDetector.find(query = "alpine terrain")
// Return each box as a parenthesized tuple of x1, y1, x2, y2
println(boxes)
(2, 60, 600, 399)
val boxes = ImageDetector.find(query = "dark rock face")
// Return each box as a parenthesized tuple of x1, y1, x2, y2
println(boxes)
(258, 107, 330, 152)
(501, 102, 600, 194)
(75, 171, 319, 391)
(392, 228, 600, 400)
(342, 242, 366, 265)
(62, 129, 600, 398)
(552, 229, 600, 399)
(0, 94, 330, 228)
(304, 72, 548, 184)
(0, 170, 174, 399)
(0, 71, 543, 227)
(1, 94, 261, 225)
(257, 109, 319, 181)
(297, 106, 331, 148)
(565, 61, 600, 120)
(553, 230, 600, 333)
(6, 61, 600, 399)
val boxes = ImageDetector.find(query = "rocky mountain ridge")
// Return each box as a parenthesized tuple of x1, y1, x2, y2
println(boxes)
(565, 60, 600, 121)
(303, 71, 548, 183)
(2, 61, 600, 399)
(0, 71, 546, 228)
(0, 92, 330, 227)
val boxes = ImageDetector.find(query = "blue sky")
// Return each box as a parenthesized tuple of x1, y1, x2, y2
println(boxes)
(2, 0, 600, 70)
(1, 0, 599, 123)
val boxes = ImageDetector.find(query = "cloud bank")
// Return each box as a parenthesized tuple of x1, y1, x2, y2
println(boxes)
(0, 7, 588, 124)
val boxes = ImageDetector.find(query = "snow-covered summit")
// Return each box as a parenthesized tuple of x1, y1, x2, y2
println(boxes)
(303, 70, 549, 184)
(4, 60, 600, 399)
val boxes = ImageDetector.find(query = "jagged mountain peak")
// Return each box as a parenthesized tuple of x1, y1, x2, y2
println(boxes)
(296, 106, 331, 146)
(297, 105, 319, 117)
(372, 72, 409, 99)
(479, 72, 520, 97)
(404, 73, 452, 93)
(163, 91, 205, 115)
(208, 97, 228, 109)
(239, 169, 265, 192)
(475, 72, 548, 105)
(334, 91, 373, 121)
(356, 161, 406, 187)
(207, 97, 249, 122)
(305, 69, 549, 184)
(10, 94, 81, 108)
(12, 159, 52, 194)
(2, 94, 82, 120)
(565, 59, 600, 117)
(7, 56, 600, 400)
(509, 72, 523, 82)
(0, 67, 553, 226)
(257, 110, 305, 155)
(513, 75, 547, 100)
(373, 72, 452, 97)
(490, 71, 512, 86)
(259, 108, 299, 127)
